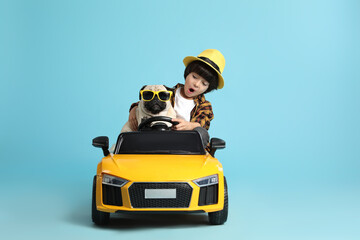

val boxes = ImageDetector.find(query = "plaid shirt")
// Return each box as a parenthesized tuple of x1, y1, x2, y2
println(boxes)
(130, 83, 214, 130)
(171, 84, 214, 130)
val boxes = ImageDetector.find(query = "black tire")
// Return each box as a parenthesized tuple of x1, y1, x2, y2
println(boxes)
(92, 176, 110, 226)
(208, 177, 228, 225)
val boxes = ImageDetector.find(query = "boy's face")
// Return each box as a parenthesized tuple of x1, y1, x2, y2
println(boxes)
(183, 72, 209, 99)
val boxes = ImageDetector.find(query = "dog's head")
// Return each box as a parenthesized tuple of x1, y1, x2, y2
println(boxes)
(139, 85, 172, 115)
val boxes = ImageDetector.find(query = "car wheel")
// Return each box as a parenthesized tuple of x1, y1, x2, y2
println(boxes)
(92, 176, 110, 225)
(208, 177, 228, 225)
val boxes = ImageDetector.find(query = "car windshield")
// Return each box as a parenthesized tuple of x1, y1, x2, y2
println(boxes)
(114, 131, 206, 155)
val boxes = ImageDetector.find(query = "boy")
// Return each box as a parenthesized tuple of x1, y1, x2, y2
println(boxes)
(129, 49, 225, 143)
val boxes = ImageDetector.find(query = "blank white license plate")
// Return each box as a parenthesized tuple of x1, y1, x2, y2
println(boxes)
(144, 189, 177, 199)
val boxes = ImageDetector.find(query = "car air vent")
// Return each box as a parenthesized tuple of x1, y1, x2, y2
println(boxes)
(198, 184, 218, 206)
(129, 183, 192, 208)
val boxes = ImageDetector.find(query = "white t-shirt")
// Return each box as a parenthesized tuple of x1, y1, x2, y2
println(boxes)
(174, 87, 195, 121)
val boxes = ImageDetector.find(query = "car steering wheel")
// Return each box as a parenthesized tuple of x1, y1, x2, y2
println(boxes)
(138, 116, 179, 131)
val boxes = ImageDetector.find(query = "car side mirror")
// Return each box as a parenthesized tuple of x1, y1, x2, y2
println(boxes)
(92, 136, 110, 156)
(209, 138, 226, 157)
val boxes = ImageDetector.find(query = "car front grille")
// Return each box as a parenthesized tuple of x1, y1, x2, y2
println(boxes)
(102, 184, 123, 206)
(128, 183, 193, 208)
(198, 184, 218, 206)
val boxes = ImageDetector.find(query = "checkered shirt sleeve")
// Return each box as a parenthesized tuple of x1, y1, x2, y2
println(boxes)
(190, 99, 214, 130)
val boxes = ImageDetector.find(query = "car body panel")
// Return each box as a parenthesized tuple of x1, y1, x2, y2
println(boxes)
(99, 153, 223, 181)
(95, 153, 224, 213)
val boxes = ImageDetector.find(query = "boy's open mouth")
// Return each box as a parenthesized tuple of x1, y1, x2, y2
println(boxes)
(189, 88, 195, 93)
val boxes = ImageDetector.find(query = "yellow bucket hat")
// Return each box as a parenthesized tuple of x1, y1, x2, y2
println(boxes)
(183, 49, 225, 89)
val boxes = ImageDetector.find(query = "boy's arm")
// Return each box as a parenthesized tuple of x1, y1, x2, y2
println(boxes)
(128, 102, 139, 131)
(171, 118, 200, 130)
(190, 101, 214, 130)
(130, 102, 139, 111)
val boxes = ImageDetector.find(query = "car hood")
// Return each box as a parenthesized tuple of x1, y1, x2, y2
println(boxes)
(100, 154, 223, 182)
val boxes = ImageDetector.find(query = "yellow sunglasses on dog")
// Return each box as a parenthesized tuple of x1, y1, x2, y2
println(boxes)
(140, 90, 173, 102)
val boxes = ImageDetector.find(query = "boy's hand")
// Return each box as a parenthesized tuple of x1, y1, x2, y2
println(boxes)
(172, 118, 201, 131)
(129, 106, 138, 131)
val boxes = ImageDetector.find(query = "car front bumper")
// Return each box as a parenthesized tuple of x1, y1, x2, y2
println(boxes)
(95, 175, 225, 213)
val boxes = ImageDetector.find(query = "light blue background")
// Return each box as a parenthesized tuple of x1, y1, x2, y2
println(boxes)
(1, 0, 359, 239)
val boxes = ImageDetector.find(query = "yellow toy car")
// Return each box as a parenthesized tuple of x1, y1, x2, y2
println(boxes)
(92, 117, 228, 225)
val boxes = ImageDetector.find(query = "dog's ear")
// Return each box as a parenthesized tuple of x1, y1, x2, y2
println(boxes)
(139, 85, 147, 100)
(164, 85, 174, 92)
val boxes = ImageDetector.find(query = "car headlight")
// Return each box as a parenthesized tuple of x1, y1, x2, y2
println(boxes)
(102, 174, 128, 187)
(193, 174, 218, 187)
